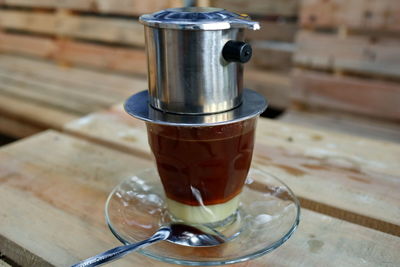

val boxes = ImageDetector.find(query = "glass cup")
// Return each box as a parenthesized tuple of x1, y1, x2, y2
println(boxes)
(145, 117, 258, 224)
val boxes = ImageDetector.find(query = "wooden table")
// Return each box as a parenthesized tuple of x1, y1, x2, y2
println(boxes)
(1, 104, 399, 266)
(0, 55, 147, 138)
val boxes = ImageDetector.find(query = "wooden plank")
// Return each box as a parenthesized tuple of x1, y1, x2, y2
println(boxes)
(58, 12, 144, 47)
(0, 69, 119, 106)
(254, 119, 400, 235)
(0, 54, 146, 137)
(64, 105, 152, 159)
(1, 0, 93, 10)
(0, 32, 57, 58)
(0, 33, 147, 75)
(300, 0, 400, 32)
(56, 39, 147, 75)
(64, 106, 400, 235)
(0, 10, 145, 46)
(0, 10, 56, 35)
(0, 54, 146, 91)
(1, 131, 399, 266)
(246, 21, 298, 42)
(0, 115, 42, 138)
(0, 94, 78, 131)
(0, 55, 147, 98)
(251, 41, 294, 70)
(0, 72, 108, 114)
(244, 69, 291, 109)
(291, 69, 400, 120)
(1, 0, 183, 15)
(94, 0, 182, 15)
(294, 30, 400, 78)
(0, 65, 135, 107)
(210, 0, 299, 17)
(0, 131, 157, 267)
(280, 108, 400, 143)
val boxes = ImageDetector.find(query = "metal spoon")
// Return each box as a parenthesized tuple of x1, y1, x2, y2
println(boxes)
(71, 223, 226, 267)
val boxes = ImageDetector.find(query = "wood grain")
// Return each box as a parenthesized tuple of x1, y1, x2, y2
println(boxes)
(64, 106, 400, 235)
(280, 108, 400, 143)
(59, 12, 144, 46)
(210, 0, 299, 17)
(0, 54, 146, 137)
(56, 39, 147, 75)
(0, 32, 57, 59)
(1, 0, 183, 15)
(0, 92, 78, 133)
(300, 0, 400, 32)
(246, 21, 298, 42)
(291, 68, 400, 120)
(0, 114, 42, 138)
(0, 10, 56, 34)
(294, 30, 400, 78)
(0, 33, 148, 75)
(254, 119, 400, 235)
(0, 131, 399, 266)
(251, 41, 294, 70)
(1, 0, 94, 10)
(0, 131, 157, 267)
(0, 71, 110, 114)
(0, 91, 72, 138)
(0, 55, 147, 97)
(94, 0, 183, 15)
(244, 69, 291, 109)
(0, 10, 145, 46)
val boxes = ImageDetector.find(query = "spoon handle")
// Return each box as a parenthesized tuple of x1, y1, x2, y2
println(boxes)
(71, 227, 171, 267)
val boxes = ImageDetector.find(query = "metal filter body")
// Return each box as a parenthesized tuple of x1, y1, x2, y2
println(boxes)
(144, 26, 244, 114)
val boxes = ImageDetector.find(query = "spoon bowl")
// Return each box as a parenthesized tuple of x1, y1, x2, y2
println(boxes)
(71, 223, 226, 267)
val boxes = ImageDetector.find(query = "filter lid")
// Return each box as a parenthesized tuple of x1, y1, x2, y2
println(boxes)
(139, 7, 260, 30)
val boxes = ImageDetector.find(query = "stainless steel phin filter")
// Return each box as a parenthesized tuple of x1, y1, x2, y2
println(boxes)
(140, 7, 260, 115)
(125, 7, 267, 126)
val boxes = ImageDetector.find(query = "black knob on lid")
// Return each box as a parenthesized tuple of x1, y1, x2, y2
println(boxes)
(222, 41, 252, 63)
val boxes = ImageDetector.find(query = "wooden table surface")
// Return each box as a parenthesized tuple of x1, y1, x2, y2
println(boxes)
(1, 104, 400, 266)
(0, 55, 147, 138)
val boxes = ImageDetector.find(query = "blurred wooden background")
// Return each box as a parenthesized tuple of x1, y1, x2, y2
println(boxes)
(0, 0, 399, 142)
(287, 0, 400, 141)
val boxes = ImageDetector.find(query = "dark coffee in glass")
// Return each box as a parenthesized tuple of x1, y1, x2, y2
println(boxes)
(146, 117, 257, 223)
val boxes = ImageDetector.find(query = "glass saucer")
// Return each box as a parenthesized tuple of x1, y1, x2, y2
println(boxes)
(105, 168, 300, 266)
